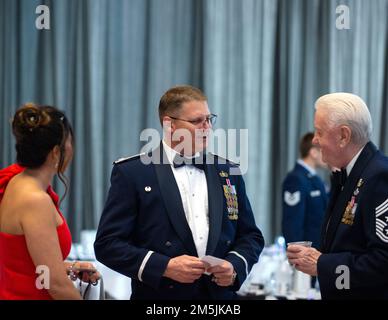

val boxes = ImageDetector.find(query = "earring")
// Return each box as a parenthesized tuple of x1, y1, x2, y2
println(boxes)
(55, 163, 59, 169)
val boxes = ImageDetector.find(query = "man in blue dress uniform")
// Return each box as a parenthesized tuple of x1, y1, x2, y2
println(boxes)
(287, 93, 388, 299)
(94, 85, 264, 300)
(282, 132, 328, 249)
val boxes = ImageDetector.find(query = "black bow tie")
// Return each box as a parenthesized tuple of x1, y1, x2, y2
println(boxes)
(332, 168, 347, 187)
(173, 155, 205, 171)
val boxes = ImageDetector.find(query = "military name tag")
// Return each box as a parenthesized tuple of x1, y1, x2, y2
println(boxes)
(310, 190, 321, 197)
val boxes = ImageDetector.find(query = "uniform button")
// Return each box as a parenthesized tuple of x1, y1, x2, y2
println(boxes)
(169, 285, 174, 289)
(192, 194, 195, 197)
(226, 240, 232, 246)
(165, 241, 172, 247)
(195, 216, 199, 218)
(190, 171, 192, 175)
(200, 237, 203, 240)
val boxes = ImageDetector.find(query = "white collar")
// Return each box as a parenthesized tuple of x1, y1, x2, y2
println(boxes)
(297, 159, 316, 176)
(162, 140, 200, 165)
(346, 146, 365, 176)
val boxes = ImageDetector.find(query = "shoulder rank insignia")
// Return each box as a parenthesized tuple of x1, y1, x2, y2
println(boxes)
(375, 197, 388, 243)
(113, 153, 145, 165)
(284, 191, 301, 206)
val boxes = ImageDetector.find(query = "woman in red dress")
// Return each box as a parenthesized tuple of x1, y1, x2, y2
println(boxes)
(0, 103, 99, 299)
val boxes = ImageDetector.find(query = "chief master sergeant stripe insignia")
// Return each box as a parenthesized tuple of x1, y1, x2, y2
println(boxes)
(375, 197, 388, 243)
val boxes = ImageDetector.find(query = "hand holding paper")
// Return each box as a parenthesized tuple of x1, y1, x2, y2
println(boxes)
(201, 255, 225, 267)
(201, 256, 235, 287)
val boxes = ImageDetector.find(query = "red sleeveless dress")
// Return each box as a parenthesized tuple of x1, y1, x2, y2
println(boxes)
(0, 164, 72, 300)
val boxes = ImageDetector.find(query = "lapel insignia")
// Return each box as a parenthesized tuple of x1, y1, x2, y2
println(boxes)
(223, 178, 238, 220)
(219, 171, 229, 178)
(145, 186, 152, 192)
(341, 179, 364, 226)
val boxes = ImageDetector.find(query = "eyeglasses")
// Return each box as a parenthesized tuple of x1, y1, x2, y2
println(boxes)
(168, 114, 217, 126)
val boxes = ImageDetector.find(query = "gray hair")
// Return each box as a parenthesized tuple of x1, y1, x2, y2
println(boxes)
(315, 92, 372, 146)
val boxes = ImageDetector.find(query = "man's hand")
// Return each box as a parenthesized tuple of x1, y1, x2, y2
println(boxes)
(163, 255, 207, 283)
(286, 245, 322, 276)
(207, 260, 235, 287)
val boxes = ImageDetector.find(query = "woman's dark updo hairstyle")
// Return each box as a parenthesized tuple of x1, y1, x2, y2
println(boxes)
(12, 103, 73, 199)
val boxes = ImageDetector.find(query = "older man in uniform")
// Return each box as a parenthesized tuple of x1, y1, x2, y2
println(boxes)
(287, 92, 388, 299)
(94, 85, 264, 300)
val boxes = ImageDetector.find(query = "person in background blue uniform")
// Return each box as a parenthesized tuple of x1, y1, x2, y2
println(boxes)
(287, 93, 388, 299)
(94, 85, 264, 300)
(282, 132, 328, 249)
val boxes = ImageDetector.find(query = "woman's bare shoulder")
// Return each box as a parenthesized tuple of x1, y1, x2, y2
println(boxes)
(1, 178, 56, 234)
(7, 178, 56, 221)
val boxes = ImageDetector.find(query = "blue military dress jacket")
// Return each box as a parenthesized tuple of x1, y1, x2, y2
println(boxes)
(282, 162, 328, 248)
(318, 142, 388, 299)
(94, 143, 264, 300)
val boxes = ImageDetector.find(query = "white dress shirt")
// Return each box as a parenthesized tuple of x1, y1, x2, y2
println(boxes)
(162, 140, 209, 258)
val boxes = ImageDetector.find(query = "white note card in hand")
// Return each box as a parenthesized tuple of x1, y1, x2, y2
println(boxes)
(201, 256, 225, 275)
(201, 255, 224, 267)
